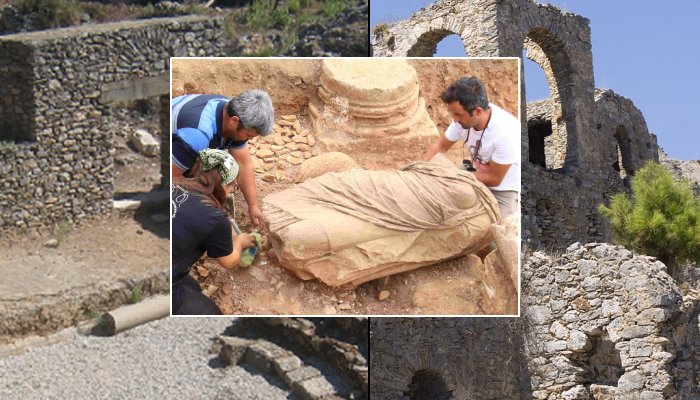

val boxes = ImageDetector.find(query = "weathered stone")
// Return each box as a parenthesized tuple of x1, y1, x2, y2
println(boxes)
(256, 148, 274, 158)
(130, 129, 159, 157)
(287, 156, 303, 165)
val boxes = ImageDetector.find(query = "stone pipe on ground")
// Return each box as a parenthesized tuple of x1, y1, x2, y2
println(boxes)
(95, 295, 170, 336)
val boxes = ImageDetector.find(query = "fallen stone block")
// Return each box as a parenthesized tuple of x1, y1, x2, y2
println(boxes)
(130, 128, 160, 157)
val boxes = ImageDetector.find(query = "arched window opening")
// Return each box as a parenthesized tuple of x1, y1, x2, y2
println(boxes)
(404, 369, 453, 400)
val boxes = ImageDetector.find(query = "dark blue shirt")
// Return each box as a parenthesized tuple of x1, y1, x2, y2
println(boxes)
(171, 184, 232, 286)
(171, 94, 248, 171)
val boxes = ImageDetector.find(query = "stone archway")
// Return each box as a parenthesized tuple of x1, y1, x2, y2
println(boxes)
(523, 27, 578, 172)
(404, 369, 454, 400)
(407, 29, 466, 57)
(613, 125, 635, 180)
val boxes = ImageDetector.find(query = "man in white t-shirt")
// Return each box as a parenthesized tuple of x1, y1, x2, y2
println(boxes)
(424, 77, 520, 219)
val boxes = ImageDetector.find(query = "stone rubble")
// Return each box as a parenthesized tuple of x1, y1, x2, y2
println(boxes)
(249, 114, 321, 182)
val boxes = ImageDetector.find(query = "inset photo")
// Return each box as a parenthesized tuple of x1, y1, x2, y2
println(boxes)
(171, 57, 521, 316)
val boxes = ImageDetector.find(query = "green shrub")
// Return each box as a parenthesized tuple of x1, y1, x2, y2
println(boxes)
(599, 161, 700, 275)
(13, 0, 83, 30)
(322, 0, 344, 17)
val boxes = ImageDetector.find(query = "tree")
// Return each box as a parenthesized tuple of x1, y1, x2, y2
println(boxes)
(599, 161, 700, 275)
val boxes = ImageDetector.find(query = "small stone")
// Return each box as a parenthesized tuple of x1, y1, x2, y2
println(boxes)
(287, 156, 303, 165)
(277, 163, 286, 170)
(296, 144, 311, 152)
(44, 239, 59, 248)
(292, 136, 307, 144)
(48, 79, 61, 90)
(196, 265, 209, 277)
(291, 151, 304, 159)
(282, 136, 291, 143)
(303, 151, 312, 159)
(378, 291, 390, 301)
(256, 148, 274, 158)
(278, 120, 294, 127)
(262, 174, 275, 182)
(337, 303, 352, 311)
(323, 305, 337, 315)
(274, 148, 290, 156)
(130, 129, 159, 157)
(275, 170, 286, 181)
(263, 163, 275, 171)
(281, 115, 297, 121)
(272, 135, 285, 146)
(307, 134, 316, 146)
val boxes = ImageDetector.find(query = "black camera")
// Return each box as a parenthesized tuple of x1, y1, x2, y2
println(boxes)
(462, 159, 476, 172)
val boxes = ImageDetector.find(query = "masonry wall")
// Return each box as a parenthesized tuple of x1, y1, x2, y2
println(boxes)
(370, 318, 529, 400)
(0, 16, 229, 235)
(370, 244, 700, 399)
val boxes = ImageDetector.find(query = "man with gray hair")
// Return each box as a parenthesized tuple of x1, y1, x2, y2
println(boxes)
(171, 90, 275, 229)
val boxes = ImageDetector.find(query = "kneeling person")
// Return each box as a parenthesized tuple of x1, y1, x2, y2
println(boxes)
(172, 149, 256, 315)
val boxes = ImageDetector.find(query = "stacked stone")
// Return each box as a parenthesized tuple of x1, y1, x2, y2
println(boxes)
(522, 242, 684, 400)
(218, 336, 341, 400)
(248, 114, 321, 183)
(221, 317, 368, 399)
(0, 15, 228, 235)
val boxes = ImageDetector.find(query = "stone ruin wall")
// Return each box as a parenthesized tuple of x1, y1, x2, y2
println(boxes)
(370, 318, 529, 400)
(372, 0, 659, 249)
(371, 244, 700, 399)
(0, 16, 228, 235)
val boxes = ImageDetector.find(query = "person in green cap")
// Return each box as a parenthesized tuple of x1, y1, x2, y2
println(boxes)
(171, 149, 257, 315)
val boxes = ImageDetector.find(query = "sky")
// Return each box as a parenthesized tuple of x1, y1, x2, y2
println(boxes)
(370, 0, 700, 161)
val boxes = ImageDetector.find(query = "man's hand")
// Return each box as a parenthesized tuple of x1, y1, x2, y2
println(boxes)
(248, 204, 264, 230)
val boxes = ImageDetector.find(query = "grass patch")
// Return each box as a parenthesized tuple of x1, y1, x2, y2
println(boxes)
(128, 287, 143, 304)
(88, 310, 106, 327)
(322, 0, 345, 17)
(54, 220, 72, 242)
